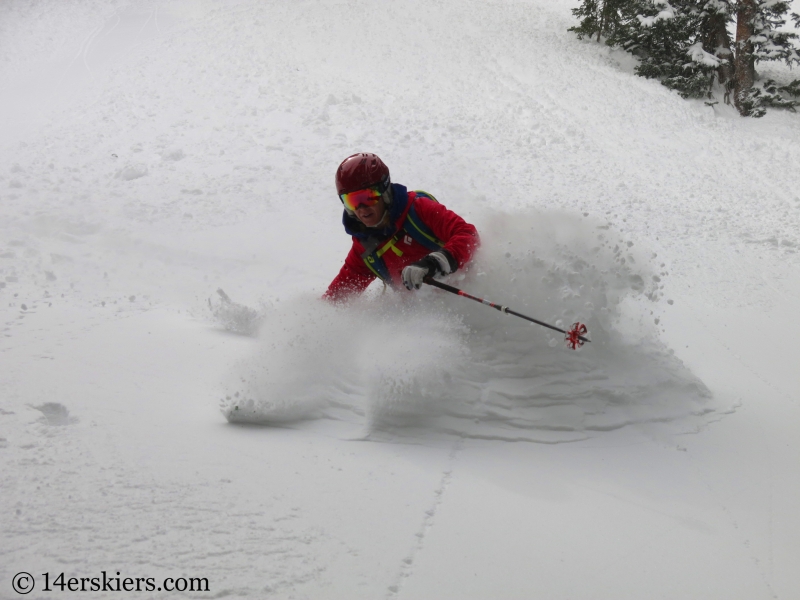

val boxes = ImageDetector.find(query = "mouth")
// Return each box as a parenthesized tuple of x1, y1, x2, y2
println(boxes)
(354, 201, 384, 226)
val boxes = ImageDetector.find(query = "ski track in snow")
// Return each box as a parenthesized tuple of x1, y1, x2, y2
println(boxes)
(1, 0, 799, 598)
(386, 438, 462, 599)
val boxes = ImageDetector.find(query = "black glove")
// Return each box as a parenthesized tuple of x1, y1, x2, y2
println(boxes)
(401, 251, 457, 290)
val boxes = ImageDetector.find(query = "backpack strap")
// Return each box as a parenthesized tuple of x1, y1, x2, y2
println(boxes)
(359, 237, 393, 282)
(359, 191, 444, 285)
(402, 191, 445, 251)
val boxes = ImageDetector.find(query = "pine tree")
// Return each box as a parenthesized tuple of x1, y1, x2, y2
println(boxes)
(569, 0, 800, 116)
(569, 0, 631, 41)
(698, 1, 735, 94)
(732, 0, 800, 115)
(607, 1, 723, 99)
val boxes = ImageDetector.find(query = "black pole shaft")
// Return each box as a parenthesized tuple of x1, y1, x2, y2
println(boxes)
(423, 278, 591, 344)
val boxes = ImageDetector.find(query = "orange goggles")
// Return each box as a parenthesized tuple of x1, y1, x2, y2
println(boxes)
(340, 185, 385, 212)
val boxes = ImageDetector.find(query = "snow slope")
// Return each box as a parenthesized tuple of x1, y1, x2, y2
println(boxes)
(1, 0, 799, 598)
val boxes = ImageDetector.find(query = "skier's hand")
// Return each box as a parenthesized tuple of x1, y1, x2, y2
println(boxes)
(401, 251, 455, 290)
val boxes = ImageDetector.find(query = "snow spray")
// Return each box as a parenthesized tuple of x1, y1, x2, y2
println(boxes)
(220, 210, 726, 443)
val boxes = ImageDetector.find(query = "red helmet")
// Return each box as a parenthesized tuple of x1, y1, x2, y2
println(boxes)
(335, 153, 390, 195)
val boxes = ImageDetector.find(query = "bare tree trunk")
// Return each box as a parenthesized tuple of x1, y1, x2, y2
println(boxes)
(734, 0, 757, 114)
(597, 0, 605, 43)
(702, 11, 735, 95)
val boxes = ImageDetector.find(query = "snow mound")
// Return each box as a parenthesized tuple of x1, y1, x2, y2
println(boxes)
(221, 210, 725, 442)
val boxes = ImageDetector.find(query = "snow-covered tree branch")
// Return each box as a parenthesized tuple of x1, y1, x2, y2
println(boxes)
(570, 0, 800, 116)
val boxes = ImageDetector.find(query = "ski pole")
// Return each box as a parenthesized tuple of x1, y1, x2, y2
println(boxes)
(423, 277, 590, 349)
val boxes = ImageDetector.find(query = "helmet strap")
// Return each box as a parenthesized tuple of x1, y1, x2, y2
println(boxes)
(373, 208, 390, 229)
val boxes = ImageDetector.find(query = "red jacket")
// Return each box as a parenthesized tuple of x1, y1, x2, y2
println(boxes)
(324, 185, 479, 301)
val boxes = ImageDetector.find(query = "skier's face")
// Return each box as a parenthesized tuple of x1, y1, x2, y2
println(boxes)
(354, 199, 386, 228)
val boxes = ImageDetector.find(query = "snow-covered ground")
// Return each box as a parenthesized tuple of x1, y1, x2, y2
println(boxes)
(1, 0, 799, 598)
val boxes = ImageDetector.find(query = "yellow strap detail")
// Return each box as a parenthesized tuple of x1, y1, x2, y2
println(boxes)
(376, 234, 404, 259)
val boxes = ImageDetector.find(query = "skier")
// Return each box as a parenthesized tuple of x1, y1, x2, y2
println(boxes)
(324, 153, 479, 302)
